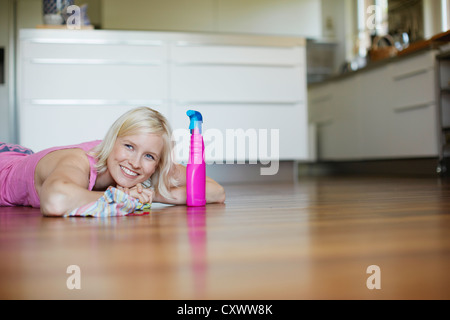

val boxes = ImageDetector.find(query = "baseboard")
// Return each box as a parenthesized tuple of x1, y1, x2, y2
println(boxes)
(205, 158, 441, 184)
(298, 158, 440, 177)
(205, 161, 297, 184)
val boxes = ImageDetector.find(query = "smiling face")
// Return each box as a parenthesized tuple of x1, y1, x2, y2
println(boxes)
(106, 132, 164, 188)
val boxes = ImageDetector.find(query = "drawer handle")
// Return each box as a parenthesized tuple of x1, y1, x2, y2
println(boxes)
(393, 101, 434, 113)
(30, 58, 163, 66)
(174, 41, 304, 48)
(175, 100, 302, 105)
(173, 62, 300, 68)
(314, 118, 333, 126)
(30, 99, 164, 106)
(393, 68, 430, 81)
(28, 39, 164, 46)
(310, 94, 333, 104)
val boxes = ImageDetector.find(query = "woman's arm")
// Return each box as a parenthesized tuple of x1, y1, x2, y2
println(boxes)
(37, 150, 105, 216)
(153, 163, 226, 205)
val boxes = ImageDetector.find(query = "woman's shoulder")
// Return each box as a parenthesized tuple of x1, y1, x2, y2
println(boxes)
(76, 140, 102, 151)
(40, 140, 100, 169)
(41, 147, 91, 169)
(40, 140, 102, 154)
(34, 147, 92, 189)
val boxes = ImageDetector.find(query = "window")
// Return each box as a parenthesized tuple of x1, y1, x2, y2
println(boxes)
(357, 0, 389, 57)
(443, 0, 449, 31)
(0, 47, 4, 84)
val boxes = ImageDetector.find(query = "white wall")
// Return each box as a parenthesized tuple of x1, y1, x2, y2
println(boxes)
(320, 0, 355, 71)
(102, 0, 323, 38)
(102, 0, 215, 33)
(0, 0, 12, 143)
(423, 0, 448, 39)
(16, 0, 42, 29)
(0, 0, 45, 144)
(215, 0, 322, 37)
(11, 0, 354, 71)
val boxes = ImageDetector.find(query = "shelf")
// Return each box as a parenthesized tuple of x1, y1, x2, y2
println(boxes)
(35, 24, 94, 30)
(443, 144, 450, 157)
(437, 50, 450, 60)
(439, 47, 450, 162)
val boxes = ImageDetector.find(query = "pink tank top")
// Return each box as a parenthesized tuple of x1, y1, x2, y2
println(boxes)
(0, 140, 102, 208)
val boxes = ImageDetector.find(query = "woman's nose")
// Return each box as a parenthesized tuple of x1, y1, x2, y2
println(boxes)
(128, 155, 141, 169)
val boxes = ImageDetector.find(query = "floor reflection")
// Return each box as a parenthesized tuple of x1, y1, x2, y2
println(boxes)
(186, 206, 207, 297)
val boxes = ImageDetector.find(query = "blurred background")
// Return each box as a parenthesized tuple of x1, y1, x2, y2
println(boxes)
(1, 0, 449, 181)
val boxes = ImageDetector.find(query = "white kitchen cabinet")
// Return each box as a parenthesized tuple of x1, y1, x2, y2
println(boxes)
(387, 51, 438, 157)
(169, 42, 307, 162)
(19, 105, 139, 148)
(309, 49, 439, 161)
(18, 29, 309, 164)
(356, 65, 393, 159)
(314, 77, 360, 160)
(310, 77, 362, 160)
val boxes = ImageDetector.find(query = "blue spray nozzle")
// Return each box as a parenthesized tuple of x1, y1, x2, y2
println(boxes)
(187, 110, 203, 133)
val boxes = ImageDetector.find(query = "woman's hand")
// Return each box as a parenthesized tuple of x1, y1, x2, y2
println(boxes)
(151, 163, 226, 205)
(117, 183, 155, 205)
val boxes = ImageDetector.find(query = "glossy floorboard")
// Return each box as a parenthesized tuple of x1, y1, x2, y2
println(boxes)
(1, 175, 449, 300)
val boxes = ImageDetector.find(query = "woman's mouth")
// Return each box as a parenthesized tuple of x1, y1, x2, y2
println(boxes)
(120, 165, 139, 177)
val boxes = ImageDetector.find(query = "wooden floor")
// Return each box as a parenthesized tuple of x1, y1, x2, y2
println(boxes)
(1, 175, 450, 300)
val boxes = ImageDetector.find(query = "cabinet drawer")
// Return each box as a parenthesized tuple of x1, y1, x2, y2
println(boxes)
(22, 63, 168, 101)
(390, 50, 435, 76)
(171, 44, 305, 66)
(389, 103, 438, 157)
(171, 65, 305, 103)
(170, 102, 308, 162)
(308, 84, 333, 124)
(391, 65, 435, 111)
(22, 41, 167, 62)
(19, 105, 163, 152)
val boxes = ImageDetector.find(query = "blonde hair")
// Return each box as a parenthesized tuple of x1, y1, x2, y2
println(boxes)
(91, 107, 177, 200)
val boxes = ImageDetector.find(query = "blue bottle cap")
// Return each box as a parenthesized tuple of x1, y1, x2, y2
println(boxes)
(187, 110, 203, 133)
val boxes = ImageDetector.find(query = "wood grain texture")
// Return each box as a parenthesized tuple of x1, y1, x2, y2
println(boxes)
(1, 176, 449, 299)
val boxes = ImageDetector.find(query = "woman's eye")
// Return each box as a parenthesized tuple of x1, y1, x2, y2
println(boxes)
(145, 154, 155, 160)
(125, 144, 133, 150)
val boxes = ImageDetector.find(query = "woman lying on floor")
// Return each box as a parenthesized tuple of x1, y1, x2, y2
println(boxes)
(0, 107, 225, 217)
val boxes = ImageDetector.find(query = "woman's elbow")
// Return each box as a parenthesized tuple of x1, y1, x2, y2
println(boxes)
(217, 185, 226, 203)
(208, 183, 226, 204)
(40, 187, 70, 217)
(41, 197, 67, 217)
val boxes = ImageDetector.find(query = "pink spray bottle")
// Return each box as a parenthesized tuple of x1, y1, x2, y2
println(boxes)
(186, 110, 206, 207)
